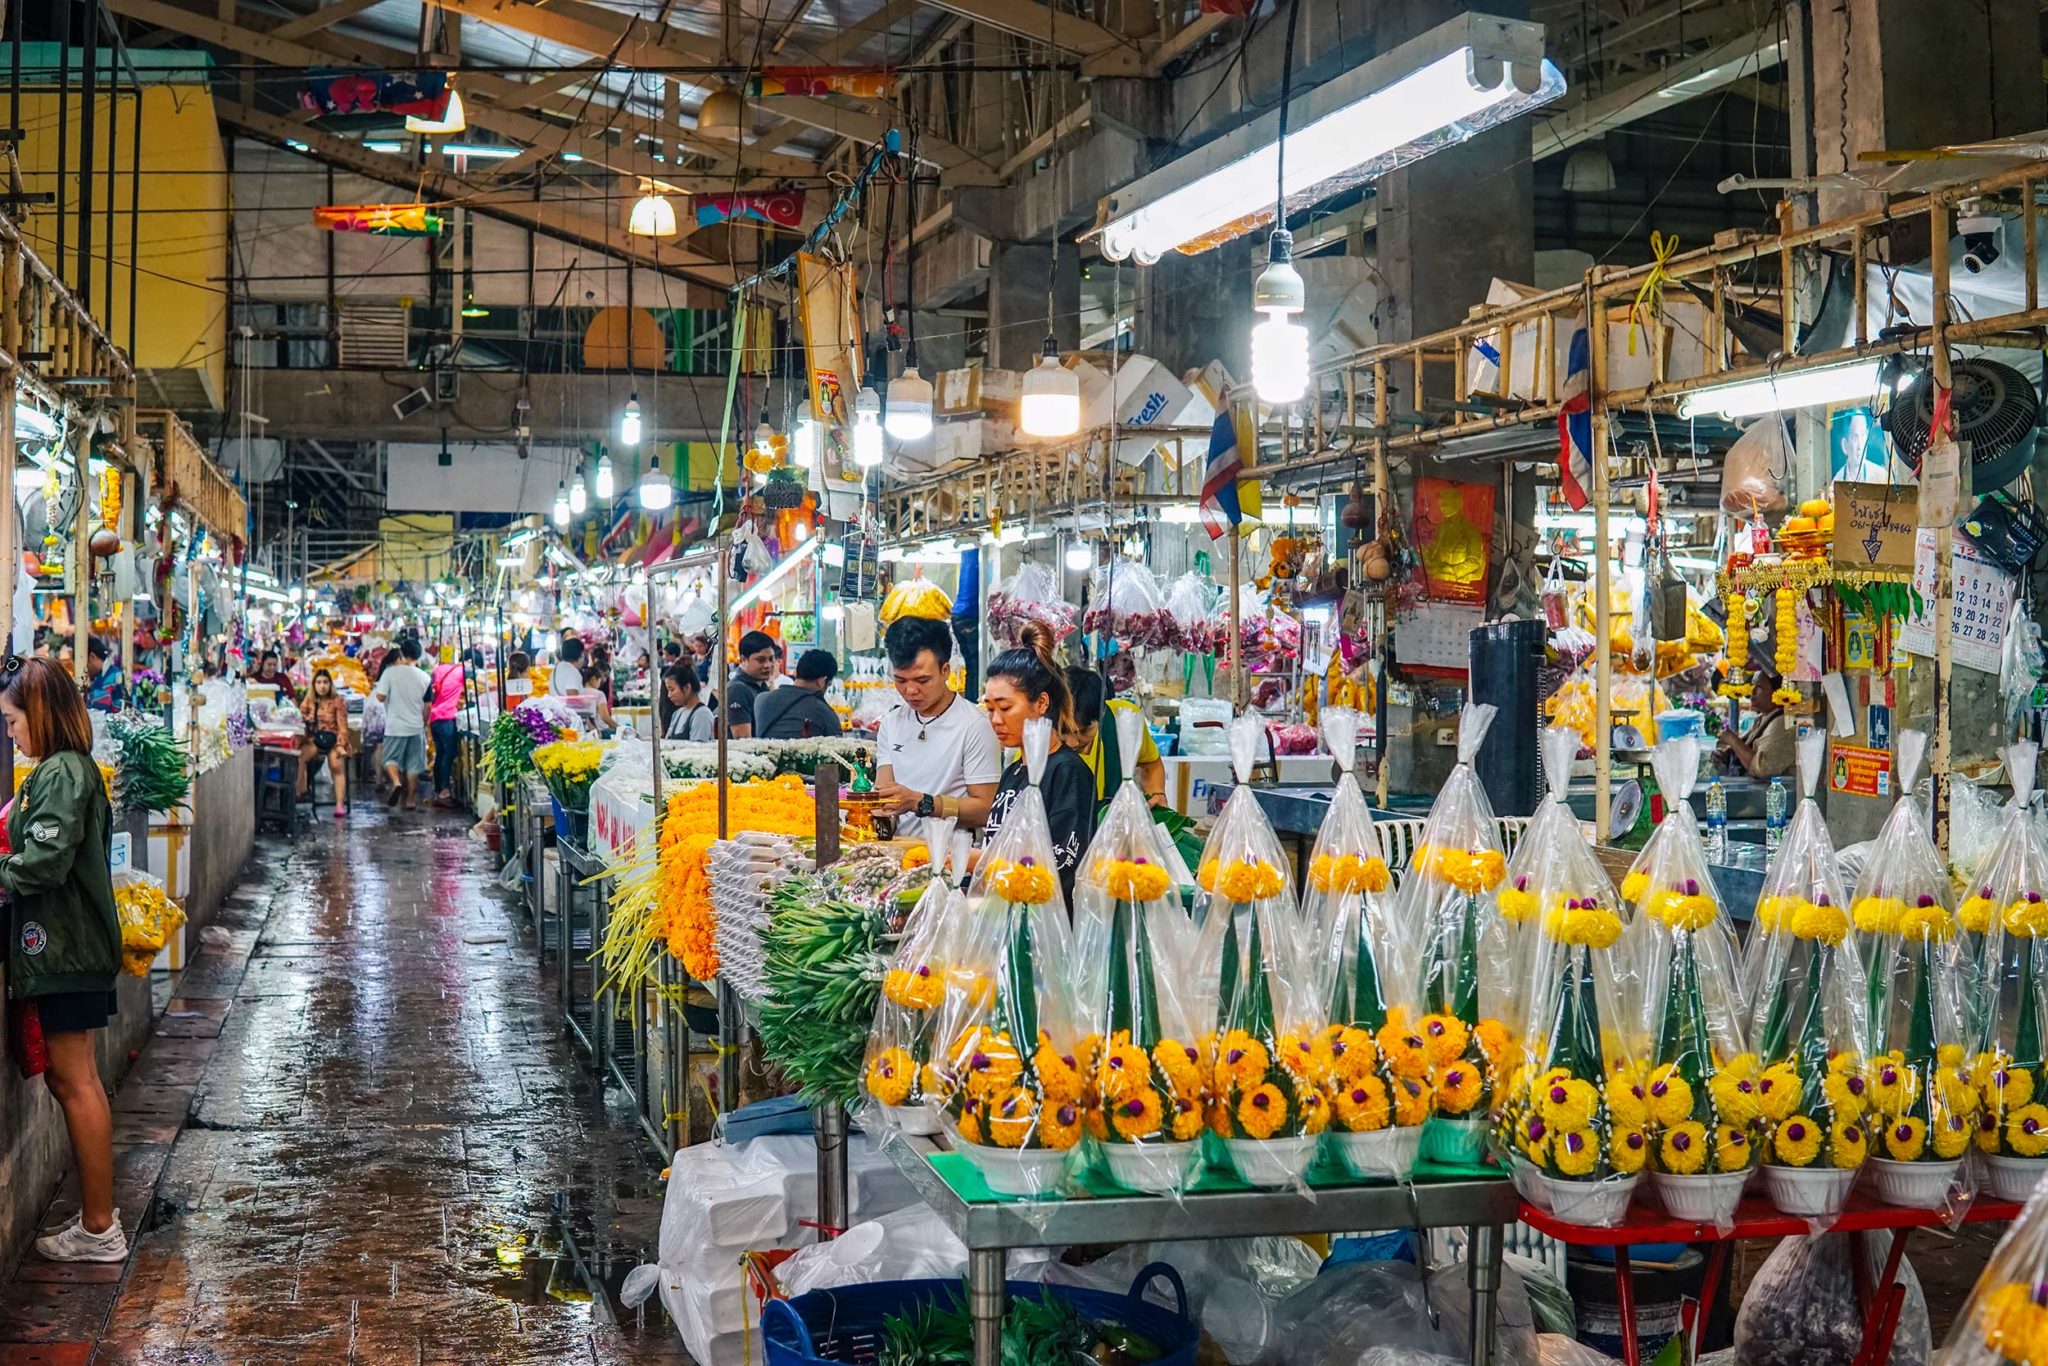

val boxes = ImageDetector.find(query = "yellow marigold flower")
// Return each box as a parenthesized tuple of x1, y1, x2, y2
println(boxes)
(1660, 1121, 1708, 1175)
(956, 1103, 982, 1146)
(1036, 1045, 1086, 1105)
(866, 1047, 915, 1106)
(1755, 895, 1800, 932)
(1085, 1106, 1109, 1142)
(1883, 1116, 1928, 1161)
(1516, 1115, 1551, 1163)
(1830, 1120, 1867, 1168)
(989, 859, 1058, 906)
(1852, 896, 1906, 935)
(1539, 1076, 1600, 1131)
(1897, 899, 1957, 943)
(1646, 1065, 1695, 1126)
(1773, 1114, 1822, 1166)
(1979, 1282, 2048, 1366)
(1715, 1124, 1754, 1172)
(1392, 1076, 1431, 1126)
(1215, 1031, 1271, 1094)
(1309, 852, 1389, 895)
(1360, 857, 1391, 893)
(1721, 1051, 1760, 1079)
(1170, 1095, 1206, 1142)
(1101, 858, 1172, 902)
(1824, 1069, 1870, 1121)
(1790, 898, 1849, 945)
(1607, 1075, 1649, 1128)
(1959, 892, 1997, 934)
(1934, 1112, 1972, 1160)
(2010, 1104, 2048, 1157)
(1376, 1023, 1431, 1081)
(1435, 1062, 1484, 1115)
(1196, 859, 1219, 892)
(1153, 1039, 1204, 1098)
(1299, 1088, 1331, 1136)
(1217, 859, 1285, 903)
(1938, 1068, 1980, 1116)
(1334, 1077, 1392, 1132)
(884, 965, 945, 1011)
(1472, 849, 1507, 890)
(1648, 879, 1718, 930)
(1097, 1039, 1153, 1099)
(1277, 1030, 1327, 1087)
(1866, 1059, 1915, 1114)
(1547, 900, 1623, 948)
(2010, 893, 2048, 938)
(961, 1033, 1024, 1100)
(1474, 1018, 1513, 1068)
(1553, 1127, 1600, 1177)
(1939, 1042, 1966, 1068)
(1497, 885, 1538, 922)
(1237, 1083, 1289, 1139)
(1419, 1013, 1471, 1069)
(985, 1088, 1038, 1147)
(1040, 1101, 1083, 1150)
(1756, 1063, 1802, 1121)
(1110, 1087, 1164, 1140)
(1316, 1027, 1378, 1086)
(945, 969, 996, 1012)
(1611, 1126, 1648, 1174)
(1620, 870, 1649, 904)
(1709, 1071, 1761, 1127)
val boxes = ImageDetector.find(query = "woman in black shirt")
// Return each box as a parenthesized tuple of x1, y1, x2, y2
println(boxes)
(980, 623, 1096, 907)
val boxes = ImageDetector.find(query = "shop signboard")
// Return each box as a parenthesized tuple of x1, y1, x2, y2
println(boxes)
(1833, 480, 1918, 574)
(1829, 742, 1893, 798)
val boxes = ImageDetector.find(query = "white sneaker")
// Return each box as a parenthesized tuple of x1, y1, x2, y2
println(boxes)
(35, 1216, 127, 1262)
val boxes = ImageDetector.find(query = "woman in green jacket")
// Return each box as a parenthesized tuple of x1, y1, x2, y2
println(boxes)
(2, 657, 124, 1262)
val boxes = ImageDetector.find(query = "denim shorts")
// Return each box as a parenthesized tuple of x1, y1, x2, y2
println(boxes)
(382, 732, 428, 775)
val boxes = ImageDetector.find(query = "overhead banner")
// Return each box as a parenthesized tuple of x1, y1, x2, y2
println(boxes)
(301, 70, 449, 119)
(313, 204, 445, 237)
(749, 67, 896, 99)
(693, 190, 806, 231)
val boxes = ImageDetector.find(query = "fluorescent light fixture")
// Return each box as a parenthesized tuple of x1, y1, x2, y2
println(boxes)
(405, 85, 466, 135)
(1674, 359, 1883, 420)
(594, 454, 615, 500)
(363, 139, 404, 154)
(619, 394, 643, 446)
(884, 368, 934, 440)
(562, 152, 585, 162)
(1065, 540, 1093, 571)
(792, 415, 820, 466)
(14, 404, 57, 439)
(1250, 230, 1308, 404)
(568, 476, 588, 516)
(1020, 344, 1081, 437)
(732, 537, 821, 614)
(637, 450, 672, 511)
(552, 481, 570, 527)
(852, 388, 883, 467)
(439, 143, 522, 159)
(496, 553, 525, 569)
(286, 139, 311, 152)
(1097, 14, 1564, 262)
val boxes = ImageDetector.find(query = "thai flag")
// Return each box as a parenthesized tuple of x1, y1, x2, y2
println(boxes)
(1200, 407, 1243, 540)
(1558, 309, 1593, 511)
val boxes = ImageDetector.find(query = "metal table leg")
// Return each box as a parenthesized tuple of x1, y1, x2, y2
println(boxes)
(968, 1247, 1005, 1366)
(1613, 1246, 1639, 1366)
(592, 875, 612, 1076)
(815, 1104, 849, 1236)
(557, 851, 574, 1027)
(1467, 1223, 1502, 1366)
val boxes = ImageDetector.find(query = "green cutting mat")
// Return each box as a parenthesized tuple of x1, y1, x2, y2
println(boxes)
(927, 1147, 1502, 1205)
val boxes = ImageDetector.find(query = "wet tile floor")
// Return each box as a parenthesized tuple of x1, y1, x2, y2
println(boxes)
(0, 802, 690, 1364)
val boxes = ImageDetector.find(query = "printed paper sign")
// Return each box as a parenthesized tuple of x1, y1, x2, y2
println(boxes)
(1830, 743, 1893, 798)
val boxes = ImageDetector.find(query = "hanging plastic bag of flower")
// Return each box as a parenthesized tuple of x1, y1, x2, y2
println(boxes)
(1394, 702, 1516, 1168)
(879, 569, 955, 625)
(1959, 741, 2048, 1203)
(1492, 725, 1642, 1228)
(1069, 709, 1216, 1198)
(1937, 1169, 2048, 1365)
(1306, 706, 1431, 1183)
(1744, 728, 1872, 1225)
(861, 821, 961, 1138)
(929, 718, 1085, 1199)
(1624, 734, 1761, 1231)
(113, 870, 185, 977)
(1190, 713, 1330, 1193)
(1850, 730, 1980, 1215)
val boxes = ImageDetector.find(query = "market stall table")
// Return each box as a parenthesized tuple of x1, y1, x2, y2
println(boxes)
(887, 1136, 1518, 1366)
(1517, 1190, 2026, 1366)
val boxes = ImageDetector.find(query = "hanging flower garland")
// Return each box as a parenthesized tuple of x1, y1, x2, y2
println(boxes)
(1772, 587, 1802, 706)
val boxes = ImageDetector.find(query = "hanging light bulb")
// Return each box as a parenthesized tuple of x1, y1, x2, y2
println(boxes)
(627, 184, 678, 238)
(405, 83, 466, 135)
(852, 387, 884, 468)
(1064, 539, 1093, 572)
(1250, 228, 1309, 405)
(753, 414, 776, 459)
(884, 364, 934, 440)
(594, 453, 615, 500)
(551, 481, 571, 527)
(792, 415, 819, 467)
(619, 394, 643, 446)
(568, 473, 588, 516)
(1020, 338, 1081, 437)
(637, 450, 673, 511)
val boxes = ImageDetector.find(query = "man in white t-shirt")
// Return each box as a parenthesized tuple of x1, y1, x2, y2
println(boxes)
(873, 617, 1000, 842)
(373, 638, 434, 811)
(551, 636, 587, 697)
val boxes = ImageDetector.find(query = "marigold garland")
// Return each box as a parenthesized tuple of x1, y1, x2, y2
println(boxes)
(1096, 857, 1173, 902)
(659, 776, 814, 979)
(1309, 852, 1390, 895)
(987, 858, 1058, 906)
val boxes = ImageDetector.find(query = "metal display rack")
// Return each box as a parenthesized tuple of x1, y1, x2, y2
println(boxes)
(886, 1136, 1518, 1366)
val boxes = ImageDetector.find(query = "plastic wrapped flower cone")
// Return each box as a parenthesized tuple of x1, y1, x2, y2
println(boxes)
(1195, 714, 1327, 1190)
(1745, 729, 1873, 1220)
(1396, 703, 1516, 1166)
(931, 719, 1086, 1198)
(1071, 709, 1214, 1195)
(1963, 743, 2048, 1201)
(1940, 1175, 2048, 1364)
(1307, 707, 1428, 1182)
(861, 820, 961, 1137)
(1856, 732, 1978, 1210)
(1628, 735, 1761, 1228)
(1493, 726, 1642, 1227)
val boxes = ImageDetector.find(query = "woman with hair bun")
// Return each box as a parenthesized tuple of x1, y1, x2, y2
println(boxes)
(980, 623, 1096, 906)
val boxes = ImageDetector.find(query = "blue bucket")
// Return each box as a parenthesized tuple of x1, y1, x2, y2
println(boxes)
(761, 1263, 1196, 1366)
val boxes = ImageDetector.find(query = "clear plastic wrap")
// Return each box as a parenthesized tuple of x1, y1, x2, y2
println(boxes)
(1855, 731, 1980, 1215)
(1083, 558, 1176, 650)
(1166, 570, 1226, 655)
(879, 568, 954, 625)
(1194, 714, 1327, 1191)
(987, 561, 1078, 647)
(1745, 729, 1872, 1223)
(1071, 708, 1216, 1196)
(1960, 742, 2048, 1203)
(1620, 734, 1758, 1231)
(1733, 1232, 1930, 1366)
(1495, 726, 1641, 1227)
(929, 719, 1086, 1200)
(1940, 1170, 2048, 1365)
(1397, 703, 1516, 1167)
(861, 820, 961, 1136)
(1306, 707, 1428, 1183)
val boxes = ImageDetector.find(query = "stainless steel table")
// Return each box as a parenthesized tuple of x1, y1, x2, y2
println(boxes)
(884, 1137, 1518, 1366)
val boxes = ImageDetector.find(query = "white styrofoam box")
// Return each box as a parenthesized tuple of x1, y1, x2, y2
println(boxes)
(929, 420, 983, 465)
(540, 849, 559, 919)
(660, 1134, 820, 1255)
(147, 827, 192, 900)
(664, 1276, 753, 1366)
(1190, 359, 1234, 413)
(977, 367, 1023, 403)
(1075, 355, 1195, 437)
(847, 1133, 918, 1216)
(1463, 278, 1548, 402)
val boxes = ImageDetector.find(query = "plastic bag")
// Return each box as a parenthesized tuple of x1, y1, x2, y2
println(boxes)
(1940, 1170, 2048, 1365)
(988, 561, 1077, 647)
(1720, 417, 1792, 518)
(1083, 558, 1176, 650)
(1495, 726, 1641, 1227)
(2002, 595, 2045, 736)
(930, 719, 1085, 1200)
(1732, 1231, 1930, 1366)
(1397, 703, 1517, 1166)
(1070, 708, 1216, 1195)
(879, 568, 954, 625)
(1261, 1260, 1466, 1366)
(1958, 741, 2048, 1203)
(113, 869, 185, 977)
(1306, 707, 1430, 1182)
(1194, 714, 1326, 1191)
(1744, 729, 1871, 1223)
(1166, 570, 1225, 655)
(1853, 731, 1979, 1215)
(861, 821, 960, 1135)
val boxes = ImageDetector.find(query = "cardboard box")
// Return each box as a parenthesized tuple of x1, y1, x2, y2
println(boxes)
(933, 366, 981, 415)
(976, 367, 1022, 404)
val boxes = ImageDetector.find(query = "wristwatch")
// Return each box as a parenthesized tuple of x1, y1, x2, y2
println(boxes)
(915, 793, 936, 818)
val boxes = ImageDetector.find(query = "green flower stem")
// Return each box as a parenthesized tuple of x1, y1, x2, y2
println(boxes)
(1107, 901, 1134, 1041)
(1001, 906, 1040, 1077)
(1793, 944, 1830, 1116)
(1132, 903, 1163, 1047)
(2018, 937, 2043, 1071)
(1350, 906, 1388, 1032)
(1217, 913, 1241, 1031)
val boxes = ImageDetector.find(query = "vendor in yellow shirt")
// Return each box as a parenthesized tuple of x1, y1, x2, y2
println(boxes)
(1064, 666, 1167, 809)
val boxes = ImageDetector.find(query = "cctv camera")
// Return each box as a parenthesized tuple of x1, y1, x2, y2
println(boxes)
(1960, 214, 2003, 274)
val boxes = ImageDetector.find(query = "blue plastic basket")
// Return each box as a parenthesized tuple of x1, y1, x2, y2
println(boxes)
(761, 1264, 1195, 1366)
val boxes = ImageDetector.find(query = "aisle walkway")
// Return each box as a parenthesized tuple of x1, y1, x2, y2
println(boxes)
(0, 800, 687, 1364)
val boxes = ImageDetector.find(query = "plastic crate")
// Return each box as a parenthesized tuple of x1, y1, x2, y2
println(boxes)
(760, 1264, 1194, 1366)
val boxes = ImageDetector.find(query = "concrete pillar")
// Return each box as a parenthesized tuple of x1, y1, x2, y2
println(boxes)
(1133, 238, 1253, 379)
(910, 311, 968, 372)
(986, 243, 1078, 372)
